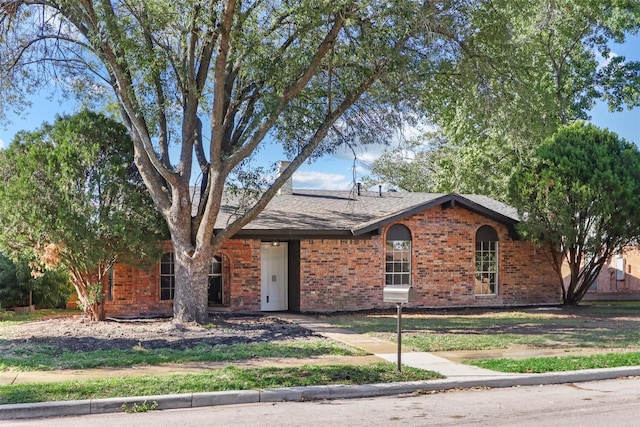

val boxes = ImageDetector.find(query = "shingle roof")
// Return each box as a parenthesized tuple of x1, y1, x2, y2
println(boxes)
(216, 190, 520, 238)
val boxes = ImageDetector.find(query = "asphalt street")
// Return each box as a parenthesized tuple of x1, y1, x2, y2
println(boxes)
(6, 377, 640, 427)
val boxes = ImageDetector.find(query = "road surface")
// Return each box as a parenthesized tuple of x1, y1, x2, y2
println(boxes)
(7, 377, 640, 426)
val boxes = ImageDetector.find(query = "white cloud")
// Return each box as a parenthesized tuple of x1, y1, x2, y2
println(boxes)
(330, 122, 437, 165)
(595, 49, 619, 69)
(0, 138, 4, 149)
(293, 171, 352, 190)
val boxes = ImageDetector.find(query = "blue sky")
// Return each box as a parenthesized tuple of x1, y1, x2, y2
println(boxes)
(1, 35, 638, 191)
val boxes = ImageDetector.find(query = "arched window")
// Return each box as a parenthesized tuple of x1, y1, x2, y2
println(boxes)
(208, 256, 223, 305)
(475, 225, 498, 294)
(386, 224, 412, 286)
(160, 252, 175, 300)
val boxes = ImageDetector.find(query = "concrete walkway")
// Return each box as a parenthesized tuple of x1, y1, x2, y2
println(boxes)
(285, 314, 508, 379)
(2, 314, 640, 421)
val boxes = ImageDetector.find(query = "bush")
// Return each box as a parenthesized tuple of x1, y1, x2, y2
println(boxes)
(0, 254, 73, 308)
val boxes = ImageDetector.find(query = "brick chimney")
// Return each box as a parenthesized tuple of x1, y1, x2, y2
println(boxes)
(277, 161, 293, 195)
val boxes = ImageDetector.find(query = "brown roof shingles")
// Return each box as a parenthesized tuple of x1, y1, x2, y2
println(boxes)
(215, 190, 520, 237)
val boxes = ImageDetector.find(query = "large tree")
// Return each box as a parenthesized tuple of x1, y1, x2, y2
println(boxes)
(0, 111, 164, 320)
(367, 0, 640, 199)
(509, 122, 640, 305)
(0, 1, 525, 323)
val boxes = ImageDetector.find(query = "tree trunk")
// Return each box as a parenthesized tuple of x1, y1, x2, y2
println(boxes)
(172, 247, 210, 324)
(563, 289, 581, 306)
(70, 279, 106, 321)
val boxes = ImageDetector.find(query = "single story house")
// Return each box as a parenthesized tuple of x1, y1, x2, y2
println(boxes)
(583, 247, 640, 301)
(100, 183, 560, 317)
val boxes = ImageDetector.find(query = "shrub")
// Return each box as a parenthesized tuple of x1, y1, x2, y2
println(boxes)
(0, 254, 72, 308)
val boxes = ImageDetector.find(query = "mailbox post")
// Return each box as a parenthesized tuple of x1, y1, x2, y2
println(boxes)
(383, 285, 416, 371)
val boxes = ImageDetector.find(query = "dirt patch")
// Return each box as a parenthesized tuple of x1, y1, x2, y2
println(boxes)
(0, 313, 321, 353)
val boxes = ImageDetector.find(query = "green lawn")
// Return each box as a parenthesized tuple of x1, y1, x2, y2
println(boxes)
(0, 363, 442, 404)
(2, 303, 640, 402)
(467, 351, 640, 373)
(0, 341, 364, 371)
(324, 304, 640, 351)
(323, 303, 640, 373)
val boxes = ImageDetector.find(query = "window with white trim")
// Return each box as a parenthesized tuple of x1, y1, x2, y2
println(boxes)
(208, 256, 223, 304)
(386, 224, 412, 286)
(160, 252, 175, 300)
(475, 225, 498, 294)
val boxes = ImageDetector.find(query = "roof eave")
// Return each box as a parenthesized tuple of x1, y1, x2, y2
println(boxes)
(352, 193, 521, 239)
(222, 228, 373, 240)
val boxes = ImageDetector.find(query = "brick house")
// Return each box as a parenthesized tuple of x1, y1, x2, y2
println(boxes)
(581, 246, 640, 301)
(101, 188, 560, 317)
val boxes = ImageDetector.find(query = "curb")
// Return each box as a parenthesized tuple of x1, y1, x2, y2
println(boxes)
(2, 366, 640, 420)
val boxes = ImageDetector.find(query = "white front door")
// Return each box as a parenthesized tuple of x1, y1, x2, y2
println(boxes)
(261, 242, 288, 311)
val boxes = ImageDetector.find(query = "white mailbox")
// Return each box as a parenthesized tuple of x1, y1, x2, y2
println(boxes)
(383, 285, 417, 304)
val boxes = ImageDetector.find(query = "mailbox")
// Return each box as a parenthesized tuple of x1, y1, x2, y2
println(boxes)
(383, 285, 417, 304)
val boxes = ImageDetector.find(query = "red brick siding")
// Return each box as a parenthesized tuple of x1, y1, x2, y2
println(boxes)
(299, 205, 559, 311)
(299, 238, 384, 311)
(223, 239, 261, 310)
(102, 205, 559, 317)
(583, 245, 640, 299)
(103, 241, 173, 317)
(103, 239, 262, 316)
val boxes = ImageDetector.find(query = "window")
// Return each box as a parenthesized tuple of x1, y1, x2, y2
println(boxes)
(386, 224, 412, 286)
(208, 256, 223, 304)
(160, 252, 175, 300)
(475, 225, 498, 294)
(107, 264, 114, 302)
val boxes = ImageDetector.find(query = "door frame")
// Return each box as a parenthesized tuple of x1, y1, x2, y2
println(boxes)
(260, 242, 288, 311)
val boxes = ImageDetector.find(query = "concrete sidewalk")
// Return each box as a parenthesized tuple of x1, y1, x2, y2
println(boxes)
(2, 314, 640, 421)
(285, 314, 508, 379)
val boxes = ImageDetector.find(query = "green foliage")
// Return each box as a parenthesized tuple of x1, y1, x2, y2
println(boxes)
(509, 122, 640, 304)
(0, 254, 72, 309)
(0, 341, 364, 371)
(414, 0, 640, 199)
(121, 400, 158, 413)
(363, 132, 453, 193)
(0, 111, 166, 319)
(0, 363, 440, 404)
(467, 352, 640, 374)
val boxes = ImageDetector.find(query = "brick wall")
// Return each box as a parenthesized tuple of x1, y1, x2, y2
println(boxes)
(583, 245, 640, 299)
(299, 237, 385, 311)
(299, 205, 559, 311)
(103, 239, 262, 317)
(103, 205, 559, 317)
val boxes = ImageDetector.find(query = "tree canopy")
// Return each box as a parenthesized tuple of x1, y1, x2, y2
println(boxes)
(3, 1, 637, 322)
(0, 0, 528, 323)
(508, 122, 640, 305)
(0, 254, 72, 310)
(0, 111, 165, 320)
(366, 0, 640, 199)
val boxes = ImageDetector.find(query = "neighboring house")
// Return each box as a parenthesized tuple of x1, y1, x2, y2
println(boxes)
(100, 184, 560, 318)
(583, 247, 640, 301)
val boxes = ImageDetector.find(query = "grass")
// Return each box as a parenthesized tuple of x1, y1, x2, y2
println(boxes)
(466, 352, 640, 373)
(324, 303, 640, 351)
(0, 341, 365, 371)
(0, 363, 442, 405)
(0, 309, 77, 326)
(322, 303, 640, 373)
(2, 302, 640, 404)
